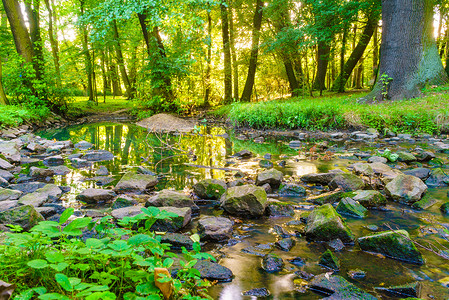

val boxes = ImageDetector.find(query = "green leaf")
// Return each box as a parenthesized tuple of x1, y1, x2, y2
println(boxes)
(27, 259, 48, 269)
(128, 234, 155, 245)
(86, 238, 105, 249)
(55, 273, 73, 292)
(59, 208, 74, 225)
(50, 262, 69, 272)
(162, 258, 174, 268)
(45, 251, 64, 263)
(38, 293, 70, 300)
(190, 233, 200, 243)
(86, 292, 116, 300)
(108, 240, 130, 251)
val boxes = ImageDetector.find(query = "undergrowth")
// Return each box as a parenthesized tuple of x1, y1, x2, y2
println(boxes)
(0, 105, 51, 128)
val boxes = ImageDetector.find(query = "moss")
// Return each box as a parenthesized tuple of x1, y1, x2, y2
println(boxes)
(319, 249, 340, 270)
(412, 195, 437, 210)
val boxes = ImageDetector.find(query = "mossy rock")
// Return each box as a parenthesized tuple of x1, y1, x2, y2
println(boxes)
(0, 205, 44, 231)
(385, 175, 427, 204)
(150, 207, 191, 232)
(328, 173, 366, 192)
(146, 189, 194, 208)
(336, 198, 368, 218)
(266, 200, 295, 217)
(112, 197, 134, 210)
(221, 185, 267, 218)
(305, 203, 355, 244)
(114, 172, 158, 194)
(193, 179, 227, 200)
(278, 184, 307, 197)
(351, 190, 387, 209)
(396, 152, 417, 163)
(319, 249, 340, 270)
(262, 254, 284, 273)
(256, 168, 283, 190)
(440, 202, 449, 215)
(375, 281, 421, 298)
(425, 168, 449, 187)
(309, 274, 377, 299)
(358, 230, 424, 265)
(412, 195, 437, 210)
(307, 190, 345, 205)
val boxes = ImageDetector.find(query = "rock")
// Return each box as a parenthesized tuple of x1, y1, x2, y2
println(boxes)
(70, 158, 93, 168)
(351, 190, 387, 209)
(352, 163, 374, 176)
(136, 166, 157, 176)
(440, 202, 449, 214)
(111, 196, 135, 210)
(370, 162, 402, 181)
(151, 207, 191, 232)
(396, 151, 417, 163)
(305, 204, 354, 244)
(49, 166, 71, 176)
(289, 257, 306, 266)
(358, 230, 424, 264)
(266, 200, 295, 217)
(0, 157, 14, 170)
(301, 172, 337, 185)
(328, 173, 365, 192)
(375, 282, 421, 298)
(259, 159, 273, 169)
(319, 249, 340, 270)
(95, 166, 109, 176)
(114, 172, 158, 194)
(288, 140, 302, 148)
(278, 184, 306, 197)
(336, 198, 368, 218)
(74, 141, 93, 150)
(197, 216, 233, 241)
(275, 237, 295, 251)
(262, 254, 284, 273)
(261, 183, 272, 194)
(272, 224, 290, 238)
(0, 188, 22, 201)
(43, 155, 64, 166)
(425, 168, 449, 187)
(256, 168, 283, 190)
(193, 179, 227, 200)
(111, 205, 143, 219)
(328, 239, 345, 251)
(385, 175, 427, 204)
(227, 180, 244, 188)
(412, 195, 437, 210)
(35, 206, 58, 219)
(242, 288, 270, 297)
(241, 244, 273, 256)
(159, 233, 194, 250)
(0, 176, 9, 187)
(76, 188, 116, 205)
(0, 141, 21, 163)
(10, 182, 46, 194)
(30, 167, 55, 178)
(220, 185, 267, 218)
(0, 205, 44, 231)
(83, 150, 114, 161)
(307, 190, 345, 205)
(0, 200, 19, 212)
(347, 269, 366, 279)
(18, 184, 62, 207)
(415, 151, 435, 162)
(193, 260, 233, 282)
(309, 274, 377, 299)
(233, 149, 252, 159)
(146, 190, 194, 209)
(368, 156, 388, 163)
(403, 168, 431, 180)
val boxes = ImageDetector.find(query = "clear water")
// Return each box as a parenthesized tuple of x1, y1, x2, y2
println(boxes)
(37, 122, 449, 299)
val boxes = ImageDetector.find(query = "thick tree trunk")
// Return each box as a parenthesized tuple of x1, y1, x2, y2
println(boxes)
(43, 0, 61, 87)
(220, 1, 232, 104)
(204, 9, 212, 106)
(151, 26, 174, 103)
(24, 0, 44, 81)
(332, 12, 378, 92)
(79, 0, 93, 101)
(372, 25, 379, 82)
(0, 59, 9, 105)
(107, 47, 122, 97)
(112, 20, 133, 99)
(363, 0, 448, 101)
(312, 41, 331, 94)
(240, 0, 264, 102)
(229, 5, 239, 100)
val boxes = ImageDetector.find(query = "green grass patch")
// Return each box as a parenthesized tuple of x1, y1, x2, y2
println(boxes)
(66, 96, 139, 118)
(216, 90, 449, 134)
(0, 105, 51, 128)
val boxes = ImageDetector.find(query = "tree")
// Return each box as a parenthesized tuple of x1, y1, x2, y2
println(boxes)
(363, 0, 448, 101)
(220, 0, 232, 103)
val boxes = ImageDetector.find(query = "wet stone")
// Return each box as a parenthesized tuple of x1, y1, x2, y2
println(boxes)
(440, 202, 449, 215)
(309, 274, 377, 299)
(327, 238, 345, 251)
(114, 172, 158, 194)
(375, 282, 421, 298)
(301, 172, 337, 185)
(351, 190, 387, 209)
(0, 205, 44, 231)
(259, 159, 273, 169)
(289, 257, 306, 267)
(197, 216, 233, 242)
(425, 168, 449, 187)
(221, 184, 267, 218)
(266, 200, 295, 217)
(275, 237, 295, 252)
(136, 166, 157, 176)
(159, 233, 194, 250)
(319, 249, 340, 270)
(328, 173, 365, 192)
(193, 179, 227, 200)
(262, 254, 284, 273)
(74, 140, 93, 150)
(49, 166, 71, 176)
(348, 269, 366, 279)
(403, 168, 431, 180)
(71, 158, 93, 168)
(76, 188, 116, 205)
(0, 170, 14, 182)
(194, 260, 233, 282)
(82, 150, 114, 161)
(368, 156, 388, 164)
(233, 149, 252, 159)
(111, 196, 135, 210)
(278, 184, 306, 197)
(272, 224, 290, 238)
(95, 166, 109, 176)
(43, 155, 64, 166)
(256, 168, 283, 190)
(385, 175, 427, 204)
(242, 287, 270, 297)
(0, 188, 22, 201)
(336, 197, 368, 219)
(412, 195, 437, 210)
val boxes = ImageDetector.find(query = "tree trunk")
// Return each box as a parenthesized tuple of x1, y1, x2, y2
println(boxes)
(43, 0, 61, 87)
(79, 0, 93, 101)
(220, 1, 232, 103)
(204, 9, 212, 106)
(151, 26, 174, 103)
(312, 41, 331, 94)
(355, 56, 364, 88)
(229, 4, 239, 100)
(372, 25, 379, 82)
(332, 11, 378, 92)
(240, 0, 264, 102)
(362, 0, 448, 101)
(108, 47, 122, 96)
(24, 0, 44, 81)
(112, 20, 133, 99)
(0, 59, 9, 105)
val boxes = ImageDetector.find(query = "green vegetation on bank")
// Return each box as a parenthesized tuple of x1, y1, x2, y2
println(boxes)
(213, 89, 449, 134)
(0, 207, 213, 299)
(0, 105, 52, 128)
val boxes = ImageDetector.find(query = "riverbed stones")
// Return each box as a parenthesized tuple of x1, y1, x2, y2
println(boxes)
(351, 190, 387, 208)
(385, 175, 427, 204)
(309, 274, 377, 299)
(95, 166, 109, 176)
(412, 195, 437, 210)
(233, 149, 252, 159)
(242, 288, 270, 297)
(278, 184, 306, 197)
(396, 151, 417, 163)
(375, 282, 421, 298)
(43, 155, 64, 166)
(256, 168, 283, 190)
(358, 230, 424, 264)
(305, 203, 354, 244)
(275, 237, 295, 251)
(76, 188, 116, 204)
(262, 254, 284, 272)
(114, 172, 158, 194)
(0, 205, 44, 231)
(49, 165, 71, 176)
(319, 249, 340, 270)
(370, 162, 402, 181)
(70, 158, 92, 168)
(83, 150, 114, 161)
(197, 216, 233, 241)
(425, 168, 449, 187)
(336, 198, 368, 218)
(440, 202, 449, 214)
(403, 168, 431, 180)
(18, 184, 62, 207)
(30, 166, 55, 178)
(307, 190, 346, 205)
(111, 205, 143, 219)
(301, 172, 336, 185)
(0, 188, 22, 201)
(328, 173, 365, 192)
(193, 179, 227, 200)
(259, 159, 273, 169)
(368, 156, 388, 163)
(220, 185, 267, 218)
(74, 140, 93, 150)
(352, 163, 374, 176)
(151, 207, 191, 232)
(266, 200, 295, 217)
(146, 190, 194, 209)
(0, 200, 19, 212)
(0, 141, 21, 163)
(111, 196, 135, 210)
(0, 158, 13, 170)
(159, 233, 194, 250)
(193, 260, 233, 282)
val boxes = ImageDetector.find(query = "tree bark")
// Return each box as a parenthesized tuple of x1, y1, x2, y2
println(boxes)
(332, 11, 379, 92)
(24, 0, 44, 81)
(107, 47, 122, 96)
(362, 0, 448, 101)
(112, 20, 133, 99)
(229, 4, 239, 100)
(204, 9, 212, 105)
(43, 0, 61, 87)
(151, 26, 174, 103)
(372, 25, 379, 82)
(312, 41, 331, 94)
(220, 1, 232, 103)
(240, 0, 264, 102)
(0, 59, 9, 105)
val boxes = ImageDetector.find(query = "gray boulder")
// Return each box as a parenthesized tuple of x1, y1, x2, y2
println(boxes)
(301, 172, 337, 185)
(0, 157, 14, 170)
(221, 185, 267, 218)
(403, 168, 431, 180)
(262, 254, 284, 273)
(18, 184, 62, 207)
(358, 230, 424, 265)
(266, 199, 295, 217)
(0, 170, 13, 182)
(425, 168, 449, 187)
(197, 216, 233, 241)
(328, 173, 365, 192)
(30, 167, 55, 178)
(114, 172, 158, 194)
(336, 197, 368, 218)
(151, 207, 191, 232)
(76, 188, 116, 204)
(309, 274, 377, 299)
(256, 168, 283, 190)
(194, 260, 233, 282)
(43, 155, 64, 166)
(351, 190, 387, 209)
(82, 150, 114, 161)
(111, 205, 143, 219)
(385, 174, 427, 204)
(278, 184, 306, 197)
(193, 179, 227, 200)
(0, 200, 19, 212)
(0, 141, 21, 163)
(0, 188, 22, 201)
(74, 141, 93, 150)
(0, 205, 44, 231)
(146, 189, 195, 209)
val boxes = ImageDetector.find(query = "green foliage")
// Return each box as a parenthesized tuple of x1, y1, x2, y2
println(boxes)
(0, 105, 51, 128)
(380, 149, 399, 162)
(0, 207, 213, 299)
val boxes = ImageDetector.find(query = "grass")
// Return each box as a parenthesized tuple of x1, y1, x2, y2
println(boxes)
(0, 105, 51, 128)
(66, 96, 139, 118)
(211, 88, 449, 134)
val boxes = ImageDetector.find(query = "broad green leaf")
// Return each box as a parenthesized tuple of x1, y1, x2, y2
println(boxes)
(45, 251, 64, 263)
(55, 273, 72, 292)
(127, 234, 155, 245)
(86, 238, 105, 249)
(50, 262, 69, 272)
(86, 292, 116, 300)
(38, 293, 70, 300)
(59, 208, 74, 225)
(162, 258, 174, 268)
(190, 233, 200, 243)
(33, 287, 47, 295)
(27, 259, 48, 269)
(108, 240, 130, 251)
(69, 277, 81, 288)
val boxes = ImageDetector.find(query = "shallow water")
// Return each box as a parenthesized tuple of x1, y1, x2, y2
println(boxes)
(37, 122, 449, 299)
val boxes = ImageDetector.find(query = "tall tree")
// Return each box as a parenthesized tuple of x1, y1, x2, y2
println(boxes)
(43, 0, 61, 87)
(363, 0, 448, 101)
(240, 0, 264, 102)
(220, 0, 232, 103)
(79, 0, 93, 101)
(112, 20, 134, 99)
